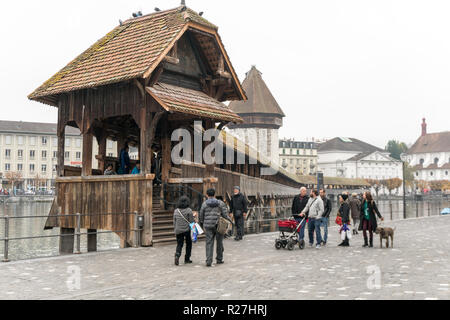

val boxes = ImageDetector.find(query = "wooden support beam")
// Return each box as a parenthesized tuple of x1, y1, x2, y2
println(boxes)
(97, 133, 107, 173)
(87, 229, 97, 252)
(59, 228, 74, 255)
(82, 131, 93, 176)
(163, 56, 180, 65)
(57, 126, 65, 177)
(147, 65, 164, 87)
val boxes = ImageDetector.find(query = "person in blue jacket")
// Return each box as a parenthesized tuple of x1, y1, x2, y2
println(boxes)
(119, 145, 131, 174)
(131, 162, 141, 174)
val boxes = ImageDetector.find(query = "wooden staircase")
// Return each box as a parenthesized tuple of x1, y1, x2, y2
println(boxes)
(151, 184, 206, 246)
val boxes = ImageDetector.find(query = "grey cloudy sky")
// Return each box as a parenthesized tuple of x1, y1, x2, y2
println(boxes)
(1, 0, 449, 148)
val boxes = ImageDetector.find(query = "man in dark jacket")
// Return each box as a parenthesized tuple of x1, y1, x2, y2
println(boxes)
(229, 186, 248, 241)
(199, 188, 230, 267)
(319, 189, 332, 246)
(291, 187, 310, 243)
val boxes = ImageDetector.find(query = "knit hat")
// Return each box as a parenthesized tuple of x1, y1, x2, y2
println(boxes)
(341, 194, 348, 201)
(234, 186, 240, 191)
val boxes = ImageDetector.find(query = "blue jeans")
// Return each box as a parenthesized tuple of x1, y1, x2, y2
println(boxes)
(308, 218, 322, 245)
(295, 218, 307, 241)
(321, 217, 329, 243)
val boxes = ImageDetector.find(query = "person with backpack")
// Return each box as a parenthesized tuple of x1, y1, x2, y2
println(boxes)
(173, 196, 195, 266)
(199, 188, 230, 267)
(360, 191, 384, 248)
(229, 186, 248, 241)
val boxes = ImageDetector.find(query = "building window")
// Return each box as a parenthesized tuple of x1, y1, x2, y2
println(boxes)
(52, 138, 58, 147)
(42, 136, 48, 146)
(430, 172, 434, 176)
(53, 151, 58, 159)
(18, 150, 23, 159)
(107, 140, 113, 149)
(75, 138, 81, 148)
(76, 152, 81, 160)
(108, 153, 113, 157)
(17, 164, 23, 171)
(420, 159, 424, 165)
(41, 164, 47, 173)
(53, 165, 57, 172)
(29, 136, 36, 146)
(434, 158, 439, 165)
(30, 150, 35, 159)
(65, 138, 71, 147)
(42, 150, 47, 160)
(65, 151, 70, 159)
(30, 164, 35, 172)
(446, 171, 449, 176)
(5, 135, 12, 145)
(5, 149, 11, 159)
(17, 136, 24, 145)
(5, 164, 11, 171)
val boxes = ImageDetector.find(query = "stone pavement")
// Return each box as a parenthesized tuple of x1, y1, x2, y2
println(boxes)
(1, 215, 449, 300)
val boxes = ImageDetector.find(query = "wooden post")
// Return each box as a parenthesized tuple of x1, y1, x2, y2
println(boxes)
(59, 228, 75, 255)
(97, 133, 107, 174)
(87, 229, 97, 252)
(82, 131, 93, 176)
(142, 176, 154, 246)
(57, 125, 65, 177)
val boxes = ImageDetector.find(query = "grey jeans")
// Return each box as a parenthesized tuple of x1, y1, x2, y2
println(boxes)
(352, 218, 360, 231)
(205, 228, 224, 264)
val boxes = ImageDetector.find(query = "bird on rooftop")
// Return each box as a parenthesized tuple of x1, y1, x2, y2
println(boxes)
(155, 7, 161, 12)
(199, 12, 204, 16)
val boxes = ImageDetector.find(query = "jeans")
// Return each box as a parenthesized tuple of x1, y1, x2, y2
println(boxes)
(205, 228, 224, 264)
(175, 231, 192, 261)
(234, 212, 245, 239)
(321, 217, 329, 243)
(352, 218, 360, 231)
(295, 218, 307, 240)
(308, 218, 322, 245)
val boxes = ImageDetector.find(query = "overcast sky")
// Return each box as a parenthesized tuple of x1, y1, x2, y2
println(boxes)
(1, 0, 449, 148)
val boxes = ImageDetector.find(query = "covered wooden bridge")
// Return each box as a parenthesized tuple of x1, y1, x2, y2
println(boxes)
(28, 5, 307, 252)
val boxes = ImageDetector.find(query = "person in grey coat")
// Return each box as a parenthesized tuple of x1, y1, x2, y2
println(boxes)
(199, 188, 230, 267)
(173, 196, 195, 266)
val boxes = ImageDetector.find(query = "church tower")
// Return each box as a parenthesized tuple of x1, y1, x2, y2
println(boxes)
(228, 66, 285, 165)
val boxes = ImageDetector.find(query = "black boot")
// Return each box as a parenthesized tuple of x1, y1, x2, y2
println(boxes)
(369, 238, 373, 248)
(363, 238, 368, 248)
(175, 255, 180, 266)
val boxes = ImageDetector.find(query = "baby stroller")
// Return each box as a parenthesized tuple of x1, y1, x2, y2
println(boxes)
(275, 218, 306, 251)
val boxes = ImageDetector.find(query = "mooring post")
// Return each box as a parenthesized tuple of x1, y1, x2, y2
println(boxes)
(2, 216, 10, 262)
(134, 212, 140, 248)
(75, 213, 81, 254)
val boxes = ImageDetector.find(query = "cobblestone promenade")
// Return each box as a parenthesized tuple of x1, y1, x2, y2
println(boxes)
(1, 215, 449, 300)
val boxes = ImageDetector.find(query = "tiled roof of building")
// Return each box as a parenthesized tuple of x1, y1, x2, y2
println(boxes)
(407, 131, 450, 154)
(28, 6, 245, 105)
(0, 120, 80, 136)
(318, 137, 384, 153)
(147, 83, 242, 123)
(229, 66, 285, 116)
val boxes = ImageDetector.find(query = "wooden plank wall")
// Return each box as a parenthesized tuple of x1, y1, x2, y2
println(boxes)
(50, 175, 153, 246)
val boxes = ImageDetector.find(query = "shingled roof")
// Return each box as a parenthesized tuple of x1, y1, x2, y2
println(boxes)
(318, 137, 384, 153)
(228, 66, 285, 116)
(28, 6, 245, 106)
(147, 83, 242, 123)
(407, 131, 450, 154)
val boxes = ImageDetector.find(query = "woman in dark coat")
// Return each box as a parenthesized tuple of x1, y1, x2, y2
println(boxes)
(359, 191, 384, 248)
(338, 194, 351, 247)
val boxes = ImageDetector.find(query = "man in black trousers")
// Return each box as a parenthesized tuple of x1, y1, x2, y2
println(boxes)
(229, 186, 248, 241)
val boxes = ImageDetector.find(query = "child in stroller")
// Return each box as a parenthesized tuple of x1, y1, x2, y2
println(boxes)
(275, 217, 307, 251)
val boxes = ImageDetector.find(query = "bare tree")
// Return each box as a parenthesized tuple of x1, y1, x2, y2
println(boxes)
(5, 171, 23, 192)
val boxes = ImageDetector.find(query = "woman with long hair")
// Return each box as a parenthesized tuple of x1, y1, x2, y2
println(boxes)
(338, 194, 351, 247)
(359, 191, 384, 248)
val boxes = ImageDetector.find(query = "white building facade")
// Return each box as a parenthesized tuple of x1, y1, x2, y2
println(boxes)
(406, 119, 450, 181)
(279, 139, 318, 175)
(318, 137, 403, 193)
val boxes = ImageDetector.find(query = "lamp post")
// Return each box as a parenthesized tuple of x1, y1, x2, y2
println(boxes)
(400, 153, 407, 220)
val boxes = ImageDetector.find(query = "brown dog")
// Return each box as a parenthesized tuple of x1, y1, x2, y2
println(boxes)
(375, 227, 395, 248)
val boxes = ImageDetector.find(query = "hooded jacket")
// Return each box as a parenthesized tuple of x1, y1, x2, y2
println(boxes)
(199, 198, 229, 230)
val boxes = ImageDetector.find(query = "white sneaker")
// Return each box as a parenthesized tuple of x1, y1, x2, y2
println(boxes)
(316, 244, 321, 249)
